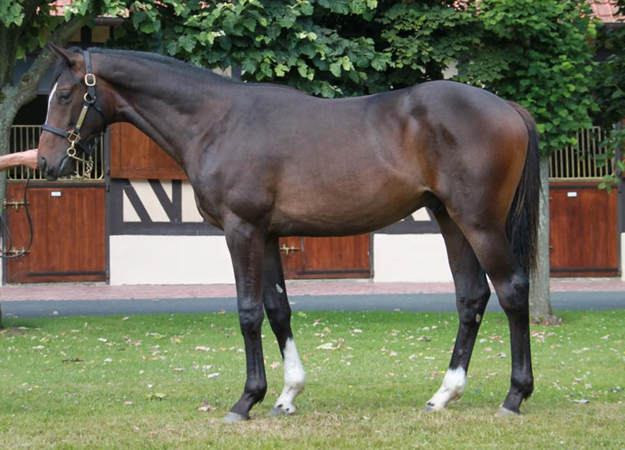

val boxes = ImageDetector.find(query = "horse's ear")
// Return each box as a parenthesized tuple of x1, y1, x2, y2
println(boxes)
(47, 44, 80, 66)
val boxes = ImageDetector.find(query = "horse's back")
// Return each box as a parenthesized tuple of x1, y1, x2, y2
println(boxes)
(204, 80, 530, 236)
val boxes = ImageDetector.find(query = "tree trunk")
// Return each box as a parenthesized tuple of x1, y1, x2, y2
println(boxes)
(529, 155, 560, 324)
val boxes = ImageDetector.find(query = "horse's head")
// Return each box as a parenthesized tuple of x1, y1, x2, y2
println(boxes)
(39, 45, 109, 180)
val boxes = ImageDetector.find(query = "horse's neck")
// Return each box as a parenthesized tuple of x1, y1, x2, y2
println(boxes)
(100, 53, 237, 169)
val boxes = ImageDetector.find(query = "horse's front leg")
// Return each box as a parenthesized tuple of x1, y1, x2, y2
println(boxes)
(223, 217, 268, 423)
(262, 237, 306, 416)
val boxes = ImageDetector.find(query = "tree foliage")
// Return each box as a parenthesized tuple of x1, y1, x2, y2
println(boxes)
(592, 0, 625, 190)
(1, 0, 616, 160)
(108, 0, 600, 157)
(456, 1, 598, 156)
(1, 0, 129, 131)
(110, 0, 390, 98)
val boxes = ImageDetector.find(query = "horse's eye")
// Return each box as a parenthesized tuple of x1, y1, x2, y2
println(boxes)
(59, 92, 72, 103)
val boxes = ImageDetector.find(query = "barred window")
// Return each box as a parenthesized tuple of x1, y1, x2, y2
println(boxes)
(8, 125, 105, 181)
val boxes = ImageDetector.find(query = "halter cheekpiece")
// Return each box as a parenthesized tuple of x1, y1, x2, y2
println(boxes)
(42, 50, 107, 178)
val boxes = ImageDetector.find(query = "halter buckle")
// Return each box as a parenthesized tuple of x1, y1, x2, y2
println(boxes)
(85, 73, 96, 87)
(67, 130, 81, 143)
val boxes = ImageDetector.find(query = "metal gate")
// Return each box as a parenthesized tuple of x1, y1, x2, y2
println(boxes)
(7, 126, 105, 182)
(3, 126, 107, 283)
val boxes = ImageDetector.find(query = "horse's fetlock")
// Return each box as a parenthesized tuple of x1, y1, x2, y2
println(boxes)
(512, 374, 534, 399)
(246, 380, 268, 404)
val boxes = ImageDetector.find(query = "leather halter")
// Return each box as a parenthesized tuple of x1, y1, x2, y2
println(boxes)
(42, 50, 107, 176)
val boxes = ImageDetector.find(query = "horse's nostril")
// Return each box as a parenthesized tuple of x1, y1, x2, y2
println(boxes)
(40, 156, 47, 174)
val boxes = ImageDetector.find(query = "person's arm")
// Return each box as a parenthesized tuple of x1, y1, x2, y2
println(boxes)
(0, 149, 39, 172)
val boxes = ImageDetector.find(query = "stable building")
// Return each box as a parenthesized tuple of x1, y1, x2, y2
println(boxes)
(4, 112, 624, 286)
(2, 6, 624, 285)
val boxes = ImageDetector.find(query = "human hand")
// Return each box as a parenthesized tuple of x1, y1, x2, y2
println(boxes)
(20, 149, 39, 170)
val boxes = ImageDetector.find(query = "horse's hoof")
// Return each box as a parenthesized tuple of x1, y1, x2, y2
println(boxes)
(270, 405, 296, 416)
(270, 407, 287, 416)
(223, 412, 248, 424)
(496, 406, 521, 418)
(423, 401, 441, 413)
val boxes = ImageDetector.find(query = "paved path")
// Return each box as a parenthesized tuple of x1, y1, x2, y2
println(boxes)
(1, 280, 623, 319)
(1, 292, 624, 319)
(1, 279, 623, 301)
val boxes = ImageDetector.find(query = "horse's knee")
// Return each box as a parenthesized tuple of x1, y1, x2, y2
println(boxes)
(238, 305, 264, 333)
(497, 273, 529, 316)
(457, 286, 490, 325)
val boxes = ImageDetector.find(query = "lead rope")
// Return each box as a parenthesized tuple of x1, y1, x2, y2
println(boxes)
(0, 170, 34, 259)
(67, 140, 94, 179)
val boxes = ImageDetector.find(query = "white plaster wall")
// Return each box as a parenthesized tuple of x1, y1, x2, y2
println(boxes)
(373, 234, 453, 282)
(110, 235, 234, 285)
(105, 232, 625, 284)
(442, 60, 458, 80)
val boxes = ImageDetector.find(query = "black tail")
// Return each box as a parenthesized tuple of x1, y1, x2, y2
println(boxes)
(506, 102, 541, 276)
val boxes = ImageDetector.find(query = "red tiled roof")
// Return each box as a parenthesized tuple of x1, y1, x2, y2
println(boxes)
(589, 0, 624, 23)
(49, 0, 71, 16)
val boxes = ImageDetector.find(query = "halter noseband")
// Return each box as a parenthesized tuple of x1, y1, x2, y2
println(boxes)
(42, 50, 108, 178)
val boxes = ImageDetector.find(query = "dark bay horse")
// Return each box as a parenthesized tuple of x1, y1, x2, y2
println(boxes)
(38, 45, 539, 422)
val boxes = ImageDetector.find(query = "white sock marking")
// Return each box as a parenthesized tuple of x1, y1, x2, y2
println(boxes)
(274, 338, 306, 414)
(46, 82, 58, 123)
(426, 367, 466, 411)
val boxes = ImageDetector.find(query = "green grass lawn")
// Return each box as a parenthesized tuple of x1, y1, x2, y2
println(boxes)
(0, 309, 623, 449)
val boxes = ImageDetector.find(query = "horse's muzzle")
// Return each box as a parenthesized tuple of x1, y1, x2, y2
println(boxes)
(41, 155, 73, 181)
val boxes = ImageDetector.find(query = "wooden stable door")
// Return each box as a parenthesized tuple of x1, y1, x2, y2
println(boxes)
(279, 235, 371, 279)
(109, 123, 186, 180)
(549, 183, 619, 277)
(4, 183, 106, 283)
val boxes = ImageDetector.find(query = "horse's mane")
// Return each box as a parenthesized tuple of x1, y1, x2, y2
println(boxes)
(51, 46, 239, 86)
(93, 47, 239, 85)
(50, 46, 307, 95)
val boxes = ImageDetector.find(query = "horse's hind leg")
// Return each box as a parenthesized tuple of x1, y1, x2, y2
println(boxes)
(425, 210, 491, 412)
(457, 222, 534, 415)
(262, 237, 306, 416)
